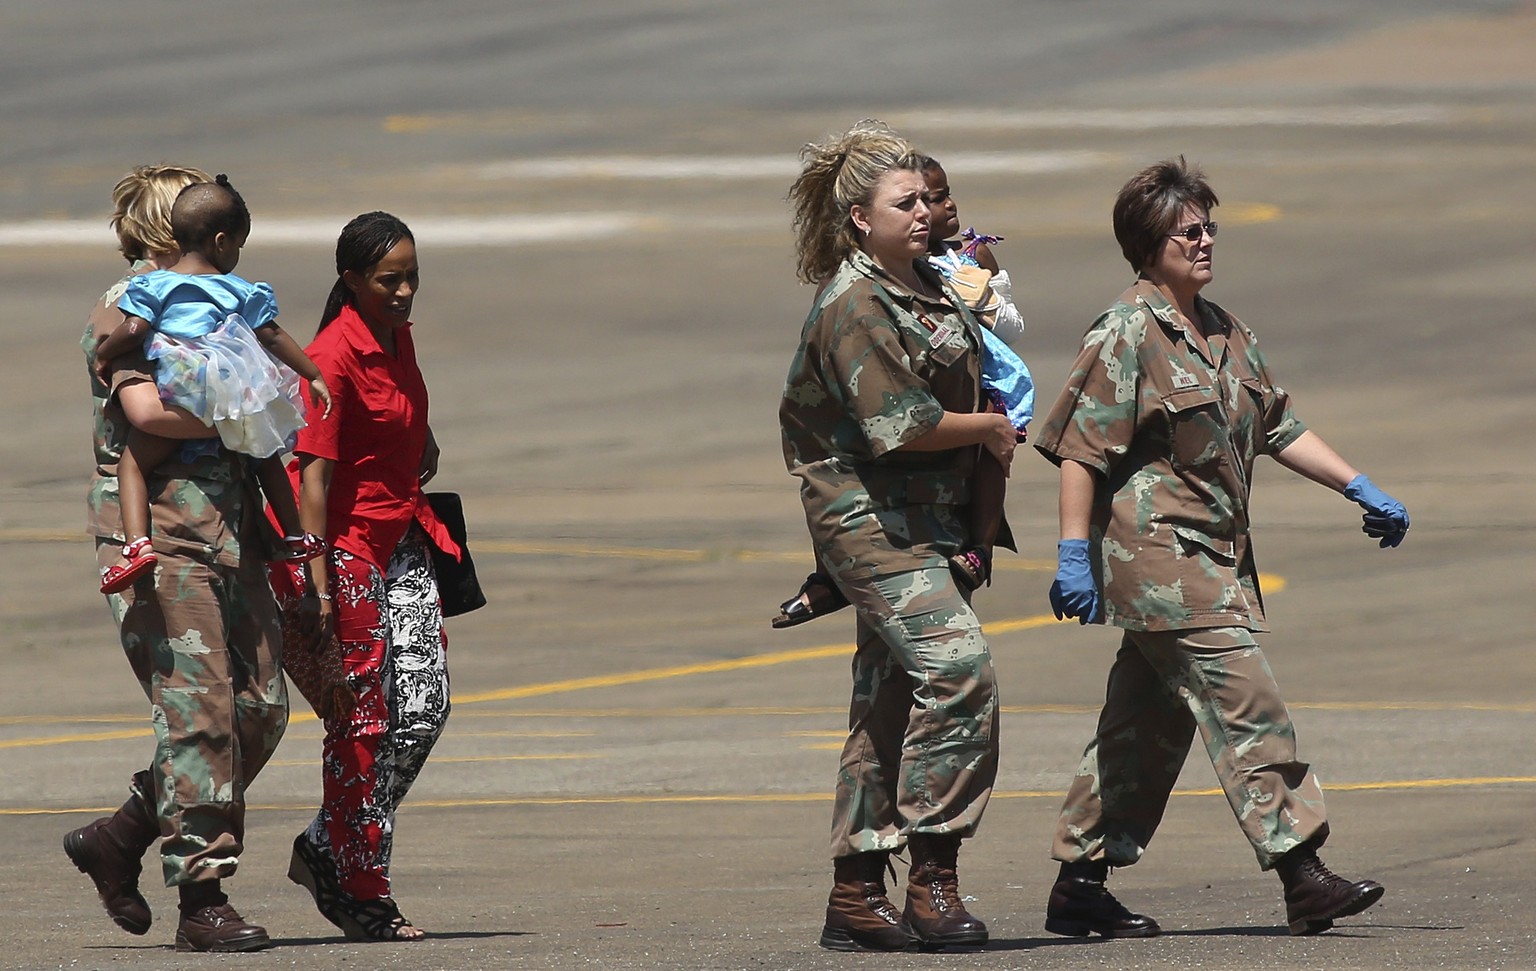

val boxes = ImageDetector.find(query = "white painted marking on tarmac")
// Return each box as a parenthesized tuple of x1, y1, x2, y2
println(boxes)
(0, 213, 650, 248)
(897, 105, 1458, 131)
(473, 150, 1112, 181)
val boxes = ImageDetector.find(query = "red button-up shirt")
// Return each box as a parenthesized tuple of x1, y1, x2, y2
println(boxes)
(297, 304, 457, 571)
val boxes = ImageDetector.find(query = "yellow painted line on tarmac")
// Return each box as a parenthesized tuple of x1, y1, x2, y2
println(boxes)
(1324, 776, 1536, 792)
(455, 706, 848, 718)
(448, 609, 1083, 704)
(0, 528, 1283, 589)
(436, 730, 597, 739)
(429, 753, 602, 764)
(0, 714, 144, 726)
(9, 689, 1535, 748)
(452, 643, 855, 705)
(266, 752, 600, 768)
(473, 539, 710, 561)
(0, 728, 150, 750)
(7, 775, 1536, 817)
(0, 528, 81, 542)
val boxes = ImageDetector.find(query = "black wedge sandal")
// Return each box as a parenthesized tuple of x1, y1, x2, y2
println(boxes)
(335, 894, 424, 942)
(286, 834, 347, 933)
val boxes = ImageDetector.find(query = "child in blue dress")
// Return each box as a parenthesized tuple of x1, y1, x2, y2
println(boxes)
(93, 175, 332, 593)
(919, 156, 1033, 588)
(772, 156, 1034, 626)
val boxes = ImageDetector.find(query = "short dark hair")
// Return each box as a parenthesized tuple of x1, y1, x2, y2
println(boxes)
(170, 174, 251, 250)
(1112, 156, 1219, 274)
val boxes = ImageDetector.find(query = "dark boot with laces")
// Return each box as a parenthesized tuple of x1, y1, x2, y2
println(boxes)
(63, 772, 160, 935)
(903, 834, 988, 949)
(819, 852, 915, 951)
(176, 882, 272, 953)
(1045, 859, 1161, 938)
(1275, 841, 1384, 936)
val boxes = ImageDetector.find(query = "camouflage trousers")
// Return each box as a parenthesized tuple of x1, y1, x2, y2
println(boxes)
(99, 540, 290, 886)
(1052, 626, 1328, 871)
(830, 565, 999, 859)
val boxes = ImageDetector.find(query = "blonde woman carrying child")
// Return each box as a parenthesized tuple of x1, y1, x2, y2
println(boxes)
(93, 175, 331, 593)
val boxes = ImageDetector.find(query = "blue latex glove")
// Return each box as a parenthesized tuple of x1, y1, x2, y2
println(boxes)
(1049, 539, 1100, 624)
(1343, 474, 1410, 548)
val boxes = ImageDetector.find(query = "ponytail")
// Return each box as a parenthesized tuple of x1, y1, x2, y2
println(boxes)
(788, 120, 921, 284)
(318, 211, 415, 334)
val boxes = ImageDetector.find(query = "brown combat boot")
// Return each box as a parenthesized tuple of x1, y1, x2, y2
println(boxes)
(819, 852, 914, 951)
(1045, 859, 1161, 938)
(903, 834, 988, 949)
(175, 883, 272, 952)
(62, 773, 159, 935)
(1275, 841, 1384, 936)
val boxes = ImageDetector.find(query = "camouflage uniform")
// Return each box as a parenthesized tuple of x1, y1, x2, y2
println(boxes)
(1034, 280, 1326, 869)
(781, 249, 999, 859)
(83, 268, 289, 887)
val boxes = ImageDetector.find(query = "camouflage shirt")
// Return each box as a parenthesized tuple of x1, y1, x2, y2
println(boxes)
(84, 266, 261, 568)
(780, 248, 984, 580)
(1033, 280, 1306, 631)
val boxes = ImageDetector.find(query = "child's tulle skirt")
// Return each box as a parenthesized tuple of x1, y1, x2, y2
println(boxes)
(145, 313, 305, 459)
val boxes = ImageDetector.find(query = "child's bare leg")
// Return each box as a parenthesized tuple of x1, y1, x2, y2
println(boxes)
(256, 455, 302, 538)
(117, 380, 217, 439)
(119, 429, 180, 543)
(950, 448, 1007, 592)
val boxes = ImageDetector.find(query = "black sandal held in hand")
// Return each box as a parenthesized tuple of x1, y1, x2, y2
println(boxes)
(948, 547, 992, 593)
(771, 572, 850, 629)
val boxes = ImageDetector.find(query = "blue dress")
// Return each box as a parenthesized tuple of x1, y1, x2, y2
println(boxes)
(117, 271, 304, 458)
(927, 243, 1034, 435)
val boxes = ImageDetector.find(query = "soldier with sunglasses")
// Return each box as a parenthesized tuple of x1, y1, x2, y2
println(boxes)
(1031, 157, 1409, 940)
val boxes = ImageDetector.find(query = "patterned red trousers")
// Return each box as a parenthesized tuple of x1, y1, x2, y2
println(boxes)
(292, 526, 450, 900)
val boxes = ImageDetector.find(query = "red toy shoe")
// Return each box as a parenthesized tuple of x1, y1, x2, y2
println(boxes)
(100, 537, 157, 594)
(275, 532, 326, 563)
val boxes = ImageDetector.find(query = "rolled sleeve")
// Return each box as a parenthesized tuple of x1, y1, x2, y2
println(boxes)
(1261, 385, 1307, 454)
(1248, 343, 1306, 455)
(1034, 320, 1139, 475)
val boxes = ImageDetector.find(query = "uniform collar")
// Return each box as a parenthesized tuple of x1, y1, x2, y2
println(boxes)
(849, 247, 957, 311)
(1132, 278, 1224, 367)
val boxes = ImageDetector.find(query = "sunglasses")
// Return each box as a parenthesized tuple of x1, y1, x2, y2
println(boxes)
(1167, 221, 1218, 242)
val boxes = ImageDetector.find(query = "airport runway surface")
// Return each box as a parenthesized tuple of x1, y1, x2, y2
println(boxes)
(2, 2, 1533, 968)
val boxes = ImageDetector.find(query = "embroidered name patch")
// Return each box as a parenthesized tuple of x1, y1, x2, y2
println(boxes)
(916, 313, 956, 349)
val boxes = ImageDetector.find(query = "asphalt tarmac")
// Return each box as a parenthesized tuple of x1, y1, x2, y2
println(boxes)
(2, 3, 1534, 969)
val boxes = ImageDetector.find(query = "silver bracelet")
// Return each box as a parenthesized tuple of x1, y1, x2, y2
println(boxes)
(311, 591, 332, 602)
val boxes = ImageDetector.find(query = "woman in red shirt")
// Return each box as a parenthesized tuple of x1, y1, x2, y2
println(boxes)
(279, 211, 458, 942)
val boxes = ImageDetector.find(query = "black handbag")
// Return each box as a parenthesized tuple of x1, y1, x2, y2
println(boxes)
(425, 492, 487, 617)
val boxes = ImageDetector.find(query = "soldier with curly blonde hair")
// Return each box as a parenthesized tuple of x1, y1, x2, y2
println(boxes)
(781, 122, 1016, 952)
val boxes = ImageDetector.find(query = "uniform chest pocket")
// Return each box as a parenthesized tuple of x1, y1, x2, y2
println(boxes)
(923, 334, 968, 370)
(1162, 385, 1224, 469)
